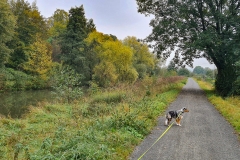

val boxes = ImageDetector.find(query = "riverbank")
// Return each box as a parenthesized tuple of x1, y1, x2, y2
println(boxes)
(0, 90, 55, 118)
(0, 76, 186, 159)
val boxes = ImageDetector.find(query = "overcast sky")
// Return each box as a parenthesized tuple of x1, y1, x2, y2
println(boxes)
(28, 0, 215, 70)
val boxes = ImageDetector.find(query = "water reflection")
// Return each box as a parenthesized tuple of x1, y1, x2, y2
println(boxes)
(0, 90, 55, 118)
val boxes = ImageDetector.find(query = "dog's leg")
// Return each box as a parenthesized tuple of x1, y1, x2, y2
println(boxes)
(177, 116, 183, 126)
(165, 113, 172, 126)
(167, 118, 171, 126)
(176, 117, 181, 126)
(179, 115, 183, 126)
(165, 118, 171, 126)
(176, 118, 179, 126)
(165, 118, 168, 126)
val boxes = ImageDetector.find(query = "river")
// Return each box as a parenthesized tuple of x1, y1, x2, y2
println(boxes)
(0, 90, 56, 118)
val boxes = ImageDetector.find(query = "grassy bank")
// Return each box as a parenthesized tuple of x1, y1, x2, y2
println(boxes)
(196, 79, 240, 140)
(0, 76, 186, 160)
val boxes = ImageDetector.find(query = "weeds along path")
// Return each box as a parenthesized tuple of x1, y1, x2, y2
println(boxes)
(130, 78, 240, 160)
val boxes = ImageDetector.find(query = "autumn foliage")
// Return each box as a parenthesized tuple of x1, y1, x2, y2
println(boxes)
(1, 1, 159, 91)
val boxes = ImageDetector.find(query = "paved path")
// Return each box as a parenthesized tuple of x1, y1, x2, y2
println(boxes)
(130, 78, 240, 160)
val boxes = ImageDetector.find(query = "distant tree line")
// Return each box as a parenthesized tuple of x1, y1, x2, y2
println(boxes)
(167, 59, 216, 79)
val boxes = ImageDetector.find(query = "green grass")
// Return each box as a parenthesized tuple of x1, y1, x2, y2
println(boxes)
(0, 76, 187, 160)
(92, 91, 126, 104)
(196, 79, 240, 140)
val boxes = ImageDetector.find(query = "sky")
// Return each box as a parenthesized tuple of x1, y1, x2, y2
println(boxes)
(27, 0, 215, 70)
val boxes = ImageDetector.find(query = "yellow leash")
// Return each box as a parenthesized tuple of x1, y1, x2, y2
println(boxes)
(137, 112, 182, 160)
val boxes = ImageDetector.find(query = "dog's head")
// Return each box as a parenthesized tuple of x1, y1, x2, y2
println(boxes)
(182, 107, 189, 113)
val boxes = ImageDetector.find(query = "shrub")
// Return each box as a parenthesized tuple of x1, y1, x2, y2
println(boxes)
(107, 112, 148, 135)
(92, 92, 125, 104)
(93, 61, 118, 87)
(135, 64, 147, 79)
(118, 67, 138, 84)
(0, 68, 33, 91)
(51, 66, 83, 103)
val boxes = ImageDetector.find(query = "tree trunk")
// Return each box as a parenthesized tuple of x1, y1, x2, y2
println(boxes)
(215, 65, 237, 97)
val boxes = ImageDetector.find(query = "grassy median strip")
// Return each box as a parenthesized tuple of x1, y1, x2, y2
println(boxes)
(196, 79, 240, 140)
(0, 77, 186, 160)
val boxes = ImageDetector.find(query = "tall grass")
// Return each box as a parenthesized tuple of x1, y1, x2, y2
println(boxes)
(196, 79, 240, 140)
(0, 76, 186, 160)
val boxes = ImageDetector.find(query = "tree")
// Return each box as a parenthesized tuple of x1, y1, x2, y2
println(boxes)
(47, 9, 68, 39)
(23, 35, 52, 81)
(233, 61, 240, 94)
(167, 59, 177, 71)
(84, 31, 115, 83)
(59, 5, 96, 79)
(51, 65, 83, 103)
(0, 0, 16, 67)
(193, 66, 205, 75)
(98, 40, 138, 84)
(136, 0, 240, 96)
(123, 36, 155, 78)
(9, 0, 47, 45)
(204, 67, 214, 79)
(93, 61, 117, 87)
(178, 68, 190, 77)
(7, 0, 48, 70)
(85, 31, 138, 85)
(47, 9, 68, 62)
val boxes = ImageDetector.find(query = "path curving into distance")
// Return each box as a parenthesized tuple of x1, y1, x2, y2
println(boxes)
(130, 78, 240, 160)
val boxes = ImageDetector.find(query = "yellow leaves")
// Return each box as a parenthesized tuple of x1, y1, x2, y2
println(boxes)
(23, 35, 52, 80)
(85, 31, 114, 53)
(85, 31, 113, 44)
(85, 33, 159, 85)
(98, 39, 138, 84)
(100, 40, 133, 68)
(93, 61, 118, 87)
(123, 36, 155, 69)
(85, 31, 138, 85)
(118, 67, 138, 83)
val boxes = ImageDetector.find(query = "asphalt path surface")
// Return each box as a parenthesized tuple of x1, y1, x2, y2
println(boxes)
(130, 78, 240, 160)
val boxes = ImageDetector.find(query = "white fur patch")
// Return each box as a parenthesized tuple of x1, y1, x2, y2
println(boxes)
(166, 113, 171, 119)
(165, 119, 168, 125)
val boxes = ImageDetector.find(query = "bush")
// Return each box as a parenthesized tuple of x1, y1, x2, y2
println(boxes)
(108, 112, 148, 135)
(0, 68, 34, 91)
(93, 61, 118, 87)
(118, 68, 138, 84)
(51, 66, 83, 103)
(135, 64, 147, 79)
(92, 92, 125, 104)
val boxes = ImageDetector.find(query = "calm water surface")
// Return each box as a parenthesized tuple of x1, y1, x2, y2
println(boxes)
(0, 90, 56, 118)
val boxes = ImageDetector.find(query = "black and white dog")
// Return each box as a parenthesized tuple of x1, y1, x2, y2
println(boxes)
(165, 108, 189, 126)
